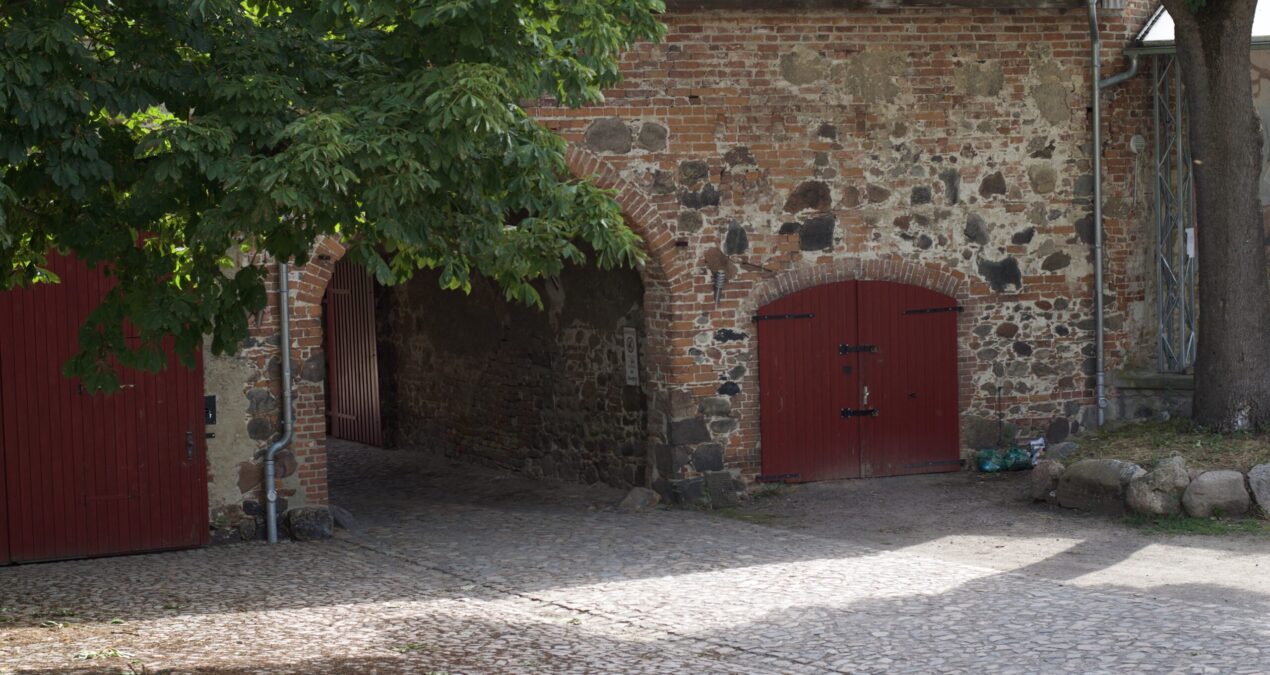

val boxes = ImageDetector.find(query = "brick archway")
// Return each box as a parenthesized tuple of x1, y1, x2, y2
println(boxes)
(728, 257, 977, 482)
(743, 257, 970, 316)
(563, 145, 684, 284)
(265, 149, 680, 506)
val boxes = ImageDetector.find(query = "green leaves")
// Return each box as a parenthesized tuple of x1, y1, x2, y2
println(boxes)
(1, 0, 663, 390)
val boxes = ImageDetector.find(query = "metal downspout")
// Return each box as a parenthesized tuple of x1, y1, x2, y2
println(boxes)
(1087, 0, 1139, 428)
(1089, 0, 1107, 428)
(265, 260, 294, 543)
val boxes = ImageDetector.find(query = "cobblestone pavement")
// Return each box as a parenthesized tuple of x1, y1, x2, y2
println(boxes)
(2, 442, 1268, 673)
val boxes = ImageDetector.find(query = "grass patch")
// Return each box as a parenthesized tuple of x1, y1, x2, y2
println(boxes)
(749, 484, 789, 501)
(1065, 418, 1270, 471)
(1123, 514, 1270, 536)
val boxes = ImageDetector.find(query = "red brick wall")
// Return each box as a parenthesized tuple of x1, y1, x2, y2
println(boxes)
(225, 3, 1162, 511)
(531, 4, 1159, 486)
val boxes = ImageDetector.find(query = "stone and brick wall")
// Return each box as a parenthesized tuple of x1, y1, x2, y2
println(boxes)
(532, 2, 1159, 487)
(376, 261, 650, 487)
(208, 2, 1168, 523)
(205, 239, 343, 532)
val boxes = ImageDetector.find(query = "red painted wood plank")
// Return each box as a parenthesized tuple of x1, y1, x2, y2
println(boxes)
(759, 280, 958, 483)
(0, 253, 207, 563)
(0, 286, 12, 564)
(857, 281, 961, 477)
(757, 281, 862, 483)
(326, 260, 383, 447)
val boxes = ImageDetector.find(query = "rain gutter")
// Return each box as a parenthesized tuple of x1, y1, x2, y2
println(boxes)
(1088, 0, 1140, 427)
(265, 260, 294, 543)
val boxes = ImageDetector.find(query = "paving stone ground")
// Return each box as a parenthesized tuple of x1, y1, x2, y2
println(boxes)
(2, 441, 1268, 674)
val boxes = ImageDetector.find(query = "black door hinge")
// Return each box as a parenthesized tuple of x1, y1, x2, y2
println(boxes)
(839, 343, 877, 354)
(903, 305, 964, 316)
(752, 312, 815, 322)
(756, 473, 800, 483)
(841, 408, 879, 417)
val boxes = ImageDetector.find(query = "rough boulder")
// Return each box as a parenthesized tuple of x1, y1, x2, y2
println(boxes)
(1182, 471, 1250, 518)
(1057, 459, 1144, 515)
(1126, 456, 1190, 516)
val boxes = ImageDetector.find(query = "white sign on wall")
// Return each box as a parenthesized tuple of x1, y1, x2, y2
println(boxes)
(623, 326, 639, 386)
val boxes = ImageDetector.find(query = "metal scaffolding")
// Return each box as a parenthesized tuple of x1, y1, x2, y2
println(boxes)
(1152, 54, 1198, 373)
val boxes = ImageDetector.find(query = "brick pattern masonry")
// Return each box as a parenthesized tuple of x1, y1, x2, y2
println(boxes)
(209, 2, 1163, 518)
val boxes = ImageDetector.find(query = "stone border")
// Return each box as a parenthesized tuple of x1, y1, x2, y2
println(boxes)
(1033, 455, 1270, 520)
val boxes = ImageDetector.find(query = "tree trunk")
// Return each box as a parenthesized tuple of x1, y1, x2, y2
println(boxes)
(1160, 0, 1270, 431)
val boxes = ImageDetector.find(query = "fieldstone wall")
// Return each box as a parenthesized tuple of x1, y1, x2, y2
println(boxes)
(378, 262, 650, 488)
(218, 3, 1169, 518)
(205, 240, 343, 534)
(532, 2, 1158, 489)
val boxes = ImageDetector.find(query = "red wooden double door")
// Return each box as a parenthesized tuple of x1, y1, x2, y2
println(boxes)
(0, 254, 208, 564)
(757, 281, 961, 482)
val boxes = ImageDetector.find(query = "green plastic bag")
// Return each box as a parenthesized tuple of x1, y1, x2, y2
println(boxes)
(1001, 447, 1033, 471)
(976, 448, 1004, 473)
(977, 447, 1033, 473)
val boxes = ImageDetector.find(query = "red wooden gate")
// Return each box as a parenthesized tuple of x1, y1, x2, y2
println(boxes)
(324, 259, 383, 446)
(757, 280, 960, 482)
(0, 254, 208, 564)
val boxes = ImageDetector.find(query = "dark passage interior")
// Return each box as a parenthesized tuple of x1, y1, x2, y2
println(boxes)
(362, 260, 649, 488)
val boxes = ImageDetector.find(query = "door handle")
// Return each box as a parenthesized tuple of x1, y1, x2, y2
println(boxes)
(185, 431, 194, 461)
(862, 385, 870, 406)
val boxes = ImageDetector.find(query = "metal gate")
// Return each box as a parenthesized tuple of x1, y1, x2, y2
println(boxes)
(0, 254, 208, 564)
(756, 280, 960, 482)
(324, 258, 383, 446)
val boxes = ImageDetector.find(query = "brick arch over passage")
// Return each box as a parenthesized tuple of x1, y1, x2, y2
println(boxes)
(563, 145, 684, 284)
(274, 150, 680, 505)
(743, 258, 970, 316)
(728, 258, 978, 481)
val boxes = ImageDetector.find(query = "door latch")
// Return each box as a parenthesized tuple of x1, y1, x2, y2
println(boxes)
(841, 408, 879, 417)
(839, 344, 877, 354)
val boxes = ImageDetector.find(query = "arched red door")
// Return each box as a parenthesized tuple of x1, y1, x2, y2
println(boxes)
(756, 280, 960, 482)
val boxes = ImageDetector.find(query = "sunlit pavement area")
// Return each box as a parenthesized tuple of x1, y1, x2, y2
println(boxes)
(2, 442, 1268, 674)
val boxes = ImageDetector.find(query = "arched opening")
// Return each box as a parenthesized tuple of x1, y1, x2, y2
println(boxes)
(754, 278, 963, 482)
(262, 147, 680, 513)
(315, 252, 654, 513)
(353, 254, 651, 487)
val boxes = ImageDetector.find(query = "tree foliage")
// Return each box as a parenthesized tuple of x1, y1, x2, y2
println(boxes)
(0, 0, 664, 390)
